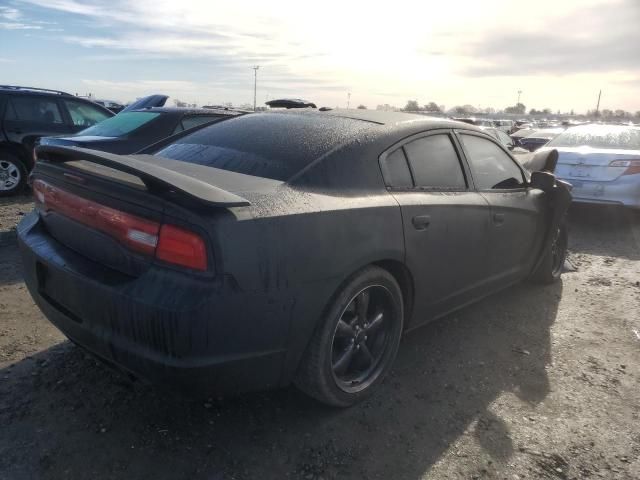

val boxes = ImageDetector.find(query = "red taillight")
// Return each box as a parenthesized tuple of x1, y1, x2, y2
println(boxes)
(33, 179, 208, 271)
(609, 159, 640, 176)
(33, 179, 160, 255)
(156, 224, 208, 271)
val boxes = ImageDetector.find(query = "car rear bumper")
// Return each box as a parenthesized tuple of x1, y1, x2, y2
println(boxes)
(17, 211, 289, 395)
(558, 175, 640, 209)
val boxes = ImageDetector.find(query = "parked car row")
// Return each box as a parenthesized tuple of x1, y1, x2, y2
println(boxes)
(0, 85, 244, 196)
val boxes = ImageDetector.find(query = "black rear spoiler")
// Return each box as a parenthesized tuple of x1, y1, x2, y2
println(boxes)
(35, 146, 251, 208)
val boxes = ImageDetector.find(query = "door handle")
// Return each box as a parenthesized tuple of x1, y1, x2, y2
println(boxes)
(493, 213, 505, 225)
(412, 215, 431, 230)
(9, 129, 23, 134)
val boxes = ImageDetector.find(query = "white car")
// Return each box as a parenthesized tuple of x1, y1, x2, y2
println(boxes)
(540, 124, 640, 209)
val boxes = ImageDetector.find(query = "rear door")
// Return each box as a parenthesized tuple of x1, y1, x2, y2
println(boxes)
(457, 131, 545, 287)
(4, 95, 72, 151)
(380, 130, 493, 325)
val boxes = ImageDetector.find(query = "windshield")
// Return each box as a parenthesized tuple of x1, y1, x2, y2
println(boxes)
(548, 124, 640, 150)
(77, 112, 161, 137)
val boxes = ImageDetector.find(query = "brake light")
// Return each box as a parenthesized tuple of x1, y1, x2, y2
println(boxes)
(33, 179, 160, 255)
(156, 224, 208, 271)
(32, 179, 208, 271)
(609, 159, 640, 176)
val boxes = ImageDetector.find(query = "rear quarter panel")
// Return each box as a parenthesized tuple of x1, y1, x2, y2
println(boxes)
(209, 186, 405, 383)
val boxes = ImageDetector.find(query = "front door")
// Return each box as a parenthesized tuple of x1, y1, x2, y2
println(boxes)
(457, 131, 545, 287)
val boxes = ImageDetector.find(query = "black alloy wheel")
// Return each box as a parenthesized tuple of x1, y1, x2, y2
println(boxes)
(295, 266, 404, 407)
(331, 286, 394, 393)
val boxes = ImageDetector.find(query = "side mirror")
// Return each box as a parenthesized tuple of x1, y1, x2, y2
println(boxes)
(530, 170, 556, 192)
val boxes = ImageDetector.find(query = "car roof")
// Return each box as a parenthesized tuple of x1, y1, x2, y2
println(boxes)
(313, 108, 476, 131)
(0, 85, 73, 96)
(131, 107, 243, 116)
(163, 109, 484, 177)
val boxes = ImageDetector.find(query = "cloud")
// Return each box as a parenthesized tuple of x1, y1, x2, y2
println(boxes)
(457, 1, 640, 77)
(11, 0, 640, 110)
(0, 21, 42, 30)
(0, 6, 21, 21)
(0, 6, 46, 30)
(81, 79, 199, 92)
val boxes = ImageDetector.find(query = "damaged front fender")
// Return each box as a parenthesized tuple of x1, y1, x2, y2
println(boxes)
(529, 169, 573, 276)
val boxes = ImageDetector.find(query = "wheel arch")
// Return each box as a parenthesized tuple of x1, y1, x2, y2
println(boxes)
(0, 142, 31, 169)
(283, 257, 415, 386)
(372, 259, 415, 329)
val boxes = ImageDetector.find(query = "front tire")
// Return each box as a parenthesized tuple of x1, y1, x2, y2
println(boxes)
(0, 152, 27, 197)
(295, 266, 404, 407)
(531, 223, 568, 284)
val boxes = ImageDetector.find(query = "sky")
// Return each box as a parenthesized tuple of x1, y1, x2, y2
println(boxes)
(1, 0, 639, 113)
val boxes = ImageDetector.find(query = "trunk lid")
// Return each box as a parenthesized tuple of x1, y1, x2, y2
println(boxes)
(551, 147, 640, 182)
(31, 146, 267, 276)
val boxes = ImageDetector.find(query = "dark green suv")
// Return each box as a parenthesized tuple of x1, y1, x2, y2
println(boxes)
(0, 85, 113, 196)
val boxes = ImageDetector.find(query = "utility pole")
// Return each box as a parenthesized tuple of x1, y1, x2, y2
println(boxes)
(252, 65, 260, 112)
(595, 89, 602, 116)
(517, 90, 522, 105)
(347, 92, 351, 109)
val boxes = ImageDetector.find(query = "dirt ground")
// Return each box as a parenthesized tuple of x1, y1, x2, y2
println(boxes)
(1, 194, 639, 480)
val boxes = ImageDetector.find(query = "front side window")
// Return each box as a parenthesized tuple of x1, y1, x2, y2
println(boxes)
(403, 134, 466, 189)
(496, 130, 514, 148)
(78, 111, 161, 137)
(9, 96, 63, 124)
(64, 100, 111, 128)
(460, 134, 524, 190)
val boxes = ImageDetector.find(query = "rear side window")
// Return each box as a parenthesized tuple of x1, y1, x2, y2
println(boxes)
(78, 112, 161, 137)
(180, 115, 223, 131)
(460, 134, 524, 190)
(8, 97, 63, 124)
(3, 100, 16, 120)
(380, 148, 412, 188)
(403, 134, 466, 189)
(64, 99, 111, 128)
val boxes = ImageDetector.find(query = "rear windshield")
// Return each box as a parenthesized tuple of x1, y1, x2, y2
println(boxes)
(155, 112, 373, 181)
(548, 125, 640, 150)
(78, 111, 161, 137)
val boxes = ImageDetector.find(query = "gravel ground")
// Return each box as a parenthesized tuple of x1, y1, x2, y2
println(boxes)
(1, 195, 639, 480)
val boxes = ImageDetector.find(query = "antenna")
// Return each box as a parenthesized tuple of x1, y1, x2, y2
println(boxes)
(252, 66, 260, 112)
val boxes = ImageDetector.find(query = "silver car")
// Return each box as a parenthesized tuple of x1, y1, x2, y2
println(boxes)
(539, 124, 640, 209)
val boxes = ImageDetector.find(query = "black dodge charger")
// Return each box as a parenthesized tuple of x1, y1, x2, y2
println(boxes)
(18, 110, 571, 406)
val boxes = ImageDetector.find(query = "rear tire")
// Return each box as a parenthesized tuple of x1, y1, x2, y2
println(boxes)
(295, 266, 404, 407)
(531, 222, 568, 284)
(0, 152, 27, 197)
